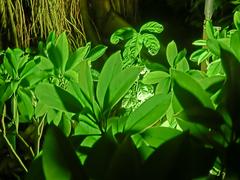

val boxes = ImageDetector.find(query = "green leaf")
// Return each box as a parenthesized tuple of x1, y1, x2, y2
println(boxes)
(87, 44, 107, 62)
(110, 27, 136, 44)
(140, 21, 164, 34)
(192, 39, 207, 46)
(43, 125, 87, 180)
(142, 33, 160, 56)
(190, 48, 210, 64)
(58, 113, 72, 136)
(207, 38, 221, 57)
(20, 58, 40, 79)
(35, 83, 82, 113)
(172, 70, 214, 109)
(108, 66, 142, 109)
(65, 43, 90, 71)
(55, 32, 69, 72)
(142, 71, 170, 84)
(124, 94, 171, 133)
(47, 42, 62, 73)
(140, 132, 216, 179)
(78, 61, 94, 102)
(166, 40, 178, 67)
(140, 127, 181, 148)
(176, 57, 189, 72)
(96, 51, 122, 109)
(234, 11, 240, 30)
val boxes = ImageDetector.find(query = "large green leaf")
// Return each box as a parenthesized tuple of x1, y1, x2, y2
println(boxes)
(140, 132, 216, 179)
(108, 66, 142, 109)
(172, 69, 214, 109)
(96, 51, 122, 109)
(43, 125, 87, 180)
(35, 83, 82, 113)
(124, 94, 171, 133)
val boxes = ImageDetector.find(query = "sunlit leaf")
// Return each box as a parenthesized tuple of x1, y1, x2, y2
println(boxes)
(124, 94, 171, 133)
(140, 21, 164, 34)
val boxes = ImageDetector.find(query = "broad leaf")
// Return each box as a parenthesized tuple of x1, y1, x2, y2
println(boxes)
(96, 51, 122, 109)
(35, 83, 82, 113)
(124, 94, 171, 133)
(110, 27, 136, 44)
(43, 125, 87, 180)
(142, 33, 160, 56)
(87, 44, 107, 62)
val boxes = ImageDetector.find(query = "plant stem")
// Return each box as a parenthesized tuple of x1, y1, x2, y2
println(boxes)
(1, 105, 28, 173)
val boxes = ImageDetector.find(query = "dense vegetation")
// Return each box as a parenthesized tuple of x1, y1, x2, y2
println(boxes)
(1, 0, 240, 179)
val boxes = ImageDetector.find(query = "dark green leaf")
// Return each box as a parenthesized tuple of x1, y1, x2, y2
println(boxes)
(140, 132, 216, 179)
(230, 31, 240, 61)
(234, 11, 240, 30)
(43, 125, 87, 180)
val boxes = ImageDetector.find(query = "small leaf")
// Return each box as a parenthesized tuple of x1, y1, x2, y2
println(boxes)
(110, 27, 136, 44)
(142, 33, 160, 56)
(207, 38, 221, 57)
(87, 44, 107, 62)
(142, 71, 170, 84)
(166, 40, 178, 67)
(43, 125, 87, 180)
(140, 21, 164, 34)
(35, 83, 82, 113)
(96, 51, 122, 109)
(207, 59, 224, 76)
(108, 66, 142, 109)
(155, 78, 171, 94)
(192, 39, 207, 46)
(124, 94, 171, 133)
